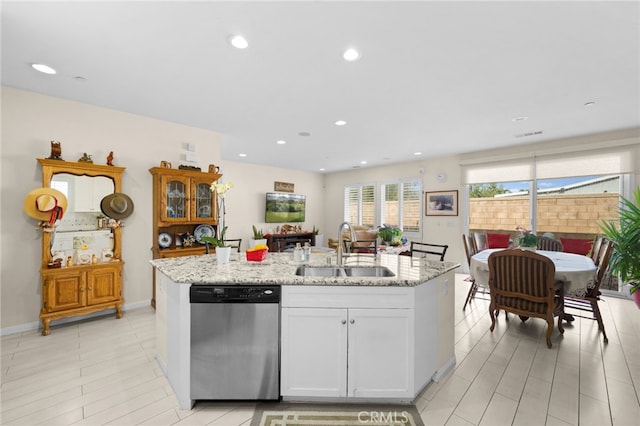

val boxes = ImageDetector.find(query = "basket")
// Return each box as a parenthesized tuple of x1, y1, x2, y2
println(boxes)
(246, 248, 268, 262)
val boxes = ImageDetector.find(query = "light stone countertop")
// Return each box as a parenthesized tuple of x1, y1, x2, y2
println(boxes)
(150, 252, 459, 286)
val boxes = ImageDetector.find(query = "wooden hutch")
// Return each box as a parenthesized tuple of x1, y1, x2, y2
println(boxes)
(38, 158, 126, 335)
(149, 166, 221, 308)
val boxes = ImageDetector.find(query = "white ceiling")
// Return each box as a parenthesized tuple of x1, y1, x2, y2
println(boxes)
(2, 1, 639, 173)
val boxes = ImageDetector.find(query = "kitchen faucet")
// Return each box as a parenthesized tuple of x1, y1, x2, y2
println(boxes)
(336, 221, 355, 266)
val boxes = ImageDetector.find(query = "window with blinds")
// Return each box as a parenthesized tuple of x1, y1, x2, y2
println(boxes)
(381, 180, 422, 234)
(343, 183, 375, 227)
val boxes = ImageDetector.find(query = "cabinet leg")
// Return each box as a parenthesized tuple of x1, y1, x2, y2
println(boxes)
(42, 319, 50, 336)
(115, 304, 123, 319)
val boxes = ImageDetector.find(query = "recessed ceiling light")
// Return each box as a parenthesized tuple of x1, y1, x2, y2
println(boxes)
(276, 140, 286, 145)
(319, 168, 326, 172)
(343, 48, 360, 62)
(360, 160, 367, 165)
(414, 152, 422, 156)
(229, 35, 249, 49)
(511, 116, 528, 122)
(31, 63, 56, 74)
(239, 153, 247, 157)
(298, 131, 311, 137)
(584, 101, 596, 107)
(334, 120, 347, 126)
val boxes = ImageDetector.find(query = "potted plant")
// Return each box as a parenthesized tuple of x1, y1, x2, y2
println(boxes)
(249, 225, 267, 248)
(377, 225, 403, 246)
(312, 225, 324, 247)
(599, 187, 640, 308)
(201, 226, 232, 264)
(515, 225, 538, 250)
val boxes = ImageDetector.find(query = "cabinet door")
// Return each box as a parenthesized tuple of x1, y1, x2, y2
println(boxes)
(347, 308, 414, 398)
(281, 308, 348, 398)
(190, 177, 217, 224)
(86, 265, 121, 305)
(43, 271, 86, 312)
(160, 175, 190, 222)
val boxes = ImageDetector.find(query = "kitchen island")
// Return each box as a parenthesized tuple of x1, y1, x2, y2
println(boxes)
(151, 252, 459, 409)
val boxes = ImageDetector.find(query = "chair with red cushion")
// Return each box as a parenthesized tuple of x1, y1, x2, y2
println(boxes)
(487, 232, 511, 248)
(560, 237, 592, 255)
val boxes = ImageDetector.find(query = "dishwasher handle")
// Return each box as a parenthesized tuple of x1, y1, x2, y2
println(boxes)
(190, 285, 280, 303)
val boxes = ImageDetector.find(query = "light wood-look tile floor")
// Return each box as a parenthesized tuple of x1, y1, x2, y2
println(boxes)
(2, 274, 639, 425)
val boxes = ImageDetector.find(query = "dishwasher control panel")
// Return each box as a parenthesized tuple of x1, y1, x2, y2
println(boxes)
(190, 285, 280, 303)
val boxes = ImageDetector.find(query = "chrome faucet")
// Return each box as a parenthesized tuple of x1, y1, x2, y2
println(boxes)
(336, 221, 355, 266)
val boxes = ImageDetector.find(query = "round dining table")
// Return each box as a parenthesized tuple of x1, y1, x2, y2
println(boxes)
(470, 248, 597, 297)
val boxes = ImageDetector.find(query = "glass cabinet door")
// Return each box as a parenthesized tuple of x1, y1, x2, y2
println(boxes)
(191, 177, 217, 223)
(194, 182, 213, 219)
(162, 176, 188, 221)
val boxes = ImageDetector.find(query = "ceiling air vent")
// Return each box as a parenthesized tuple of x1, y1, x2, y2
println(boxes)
(515, 131, 543, 138)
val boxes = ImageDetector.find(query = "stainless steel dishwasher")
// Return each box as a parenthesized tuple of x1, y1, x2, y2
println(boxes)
(190, 285, 280, 401)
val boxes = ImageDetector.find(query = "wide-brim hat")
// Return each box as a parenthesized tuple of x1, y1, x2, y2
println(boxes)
(23, 188, 68, 223)
(101, 192, 134, 220)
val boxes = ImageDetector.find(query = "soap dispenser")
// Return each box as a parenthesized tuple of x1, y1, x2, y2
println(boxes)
(293, 243, 303, 263)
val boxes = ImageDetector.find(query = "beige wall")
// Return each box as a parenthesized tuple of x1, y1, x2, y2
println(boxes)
(322, 156, 465, 268)
(0, 87, 323, 332)
(2, 86, 639, 333)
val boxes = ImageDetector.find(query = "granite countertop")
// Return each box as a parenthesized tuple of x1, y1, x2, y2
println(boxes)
(150, 252, 459, 286)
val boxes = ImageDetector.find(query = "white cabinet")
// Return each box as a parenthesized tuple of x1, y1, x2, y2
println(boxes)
(280, 286, 417, 401)
(73, 175, 113, 212)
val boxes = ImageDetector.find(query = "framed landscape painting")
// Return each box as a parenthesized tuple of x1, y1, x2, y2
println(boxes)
(425, 190, 458, 216)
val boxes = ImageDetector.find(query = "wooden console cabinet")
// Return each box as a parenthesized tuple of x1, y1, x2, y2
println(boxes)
(37, 158, 126, 335)
(266, 232, 315, 252)
(149, 167, 222, 307)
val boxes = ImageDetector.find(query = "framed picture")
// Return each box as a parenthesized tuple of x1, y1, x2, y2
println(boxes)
(425, 190, 458, 216)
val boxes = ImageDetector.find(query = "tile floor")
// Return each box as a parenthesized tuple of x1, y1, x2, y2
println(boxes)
(1, 274, 639, 425)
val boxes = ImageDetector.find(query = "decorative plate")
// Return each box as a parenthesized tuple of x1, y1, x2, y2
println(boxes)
(194, 224, 215, 244)
(158, 232, 172, 248)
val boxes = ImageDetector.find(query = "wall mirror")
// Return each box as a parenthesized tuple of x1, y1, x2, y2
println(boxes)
(51, 174, 115, 214)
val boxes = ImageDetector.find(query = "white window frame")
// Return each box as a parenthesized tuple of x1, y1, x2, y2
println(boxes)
(380, 179, 422, 238)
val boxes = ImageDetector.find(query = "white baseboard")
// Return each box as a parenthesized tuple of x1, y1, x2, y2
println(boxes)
(432, 355, 456, 383)
(0, 299, 152, 336)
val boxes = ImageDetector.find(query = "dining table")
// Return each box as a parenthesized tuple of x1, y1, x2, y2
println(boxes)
(470, 248, 597, 298)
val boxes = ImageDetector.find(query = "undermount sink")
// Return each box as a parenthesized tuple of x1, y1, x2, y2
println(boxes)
(295, 265, 395, 277)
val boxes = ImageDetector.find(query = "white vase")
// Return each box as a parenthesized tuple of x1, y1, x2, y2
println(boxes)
(249, 238, 267, 248)
(314, 234, 324, 247)
(216, 246, 231, 264)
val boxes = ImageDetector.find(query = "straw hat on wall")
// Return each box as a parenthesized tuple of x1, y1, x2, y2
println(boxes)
(23, 188, 68, 224)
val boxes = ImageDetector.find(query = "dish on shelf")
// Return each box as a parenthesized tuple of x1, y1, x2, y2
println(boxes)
(158, 232, 172, 248)
(198, 205, 211, 217)
(194, 224, 215, 244)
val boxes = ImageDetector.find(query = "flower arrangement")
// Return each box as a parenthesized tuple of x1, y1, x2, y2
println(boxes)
(515, 225, 538, 248)
(201, 226, 228, 248)
(210, 180, 234, 244)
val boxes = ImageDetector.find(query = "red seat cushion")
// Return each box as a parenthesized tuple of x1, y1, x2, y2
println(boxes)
(487, 233, 511, 248)
(560, 238, 592, 255)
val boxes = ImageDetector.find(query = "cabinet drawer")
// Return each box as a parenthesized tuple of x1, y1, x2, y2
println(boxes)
(282, 285, 414, 309)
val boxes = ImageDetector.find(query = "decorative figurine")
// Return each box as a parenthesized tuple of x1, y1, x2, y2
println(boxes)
(106, 151, 114, 166)
(78, 153, 93, 163)
(48, 141, 63, 160)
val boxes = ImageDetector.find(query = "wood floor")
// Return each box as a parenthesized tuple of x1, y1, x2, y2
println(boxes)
(2, 274, 639, 425)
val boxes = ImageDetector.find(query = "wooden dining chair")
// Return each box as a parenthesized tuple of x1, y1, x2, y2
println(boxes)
(462, 234, 488, 310)
(563, 239, 614, 343)
(590, 236, 606, 266)
(537, 236, 563, 251)
(410, 241, 448, 261)
(488, 249, 564, 348)
(225, 238, 242, 253)
(472, 231, 489, 252)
